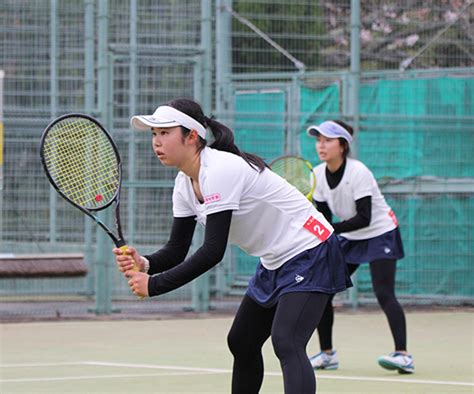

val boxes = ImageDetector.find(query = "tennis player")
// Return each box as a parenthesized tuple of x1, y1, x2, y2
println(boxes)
(113, 98, 351, 393)
(306, 120, 414, 374)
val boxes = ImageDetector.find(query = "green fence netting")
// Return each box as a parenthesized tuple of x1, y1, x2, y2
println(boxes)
(234, 90, 286, 162)
(232, 76, 474, 299)
(300, 77, 474, 178)
(232, 91, 287, 275)
(354, 194, 474, 298)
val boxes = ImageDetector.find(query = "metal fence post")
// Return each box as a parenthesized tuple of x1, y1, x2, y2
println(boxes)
(48, 0, 58, 245)
(191, 226, 210, 312)
(84, 0, 95, 297)
(348, 0, 361, 310)
(93, 0, 113, 314)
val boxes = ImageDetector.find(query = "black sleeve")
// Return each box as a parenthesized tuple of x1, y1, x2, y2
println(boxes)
(147, 210, 232, 297)
(314, 200, 333, 223)
(333, 196, 372, 234)
(144, 216, 197, 275)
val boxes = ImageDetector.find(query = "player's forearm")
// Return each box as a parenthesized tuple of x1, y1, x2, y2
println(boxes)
(315, 200, 333, 223)
(148, 210, 232, 297)
(145, 244, 189, 274)
(333, 196, 371, 233)
(145, 216, 196, 274)
(148, 243, 225, 296)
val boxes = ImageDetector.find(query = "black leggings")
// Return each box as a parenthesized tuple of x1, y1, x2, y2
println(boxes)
(228, 292, 330, 394)
(317, 259, 407, 351)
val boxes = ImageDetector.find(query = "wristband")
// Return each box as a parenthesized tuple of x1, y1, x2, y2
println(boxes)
(141, 256, 150, 273)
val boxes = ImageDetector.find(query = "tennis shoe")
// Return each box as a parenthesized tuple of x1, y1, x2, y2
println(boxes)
(377, 352, 414, 374)
(309, 350, 339, 370)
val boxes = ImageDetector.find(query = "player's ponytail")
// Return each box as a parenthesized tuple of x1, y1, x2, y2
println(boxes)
(167, 98, 267, 172)
(205, 116, 267, 172)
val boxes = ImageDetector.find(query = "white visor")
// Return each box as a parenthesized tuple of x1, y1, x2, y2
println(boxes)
(306, 121, 353, 143)
(130, 105, 207, 139)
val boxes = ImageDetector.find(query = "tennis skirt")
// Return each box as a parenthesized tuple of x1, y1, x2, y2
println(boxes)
(246, 234, 352, 308)
(338, 227, 405, 265)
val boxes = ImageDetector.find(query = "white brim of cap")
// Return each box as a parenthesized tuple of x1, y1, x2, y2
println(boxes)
(307, 125, 329, 138)
(130, 115, 181, 131)
(306, 121, 353, 143)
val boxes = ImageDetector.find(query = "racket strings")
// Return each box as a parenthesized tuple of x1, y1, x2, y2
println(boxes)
(42, 118, 120, 209)
(271, 157, 314, 197)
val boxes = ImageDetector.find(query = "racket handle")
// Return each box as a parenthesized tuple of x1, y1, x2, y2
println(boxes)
(119, 245, 140, 272)
(119, 245, 144, 299)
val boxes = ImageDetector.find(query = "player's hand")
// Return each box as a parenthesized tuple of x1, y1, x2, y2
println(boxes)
(126, 270, 150, 297)
(112, 246, 144, 274)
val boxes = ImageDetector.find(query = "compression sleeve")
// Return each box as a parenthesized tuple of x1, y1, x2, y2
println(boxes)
(145, 216, 197, 275)
(147, 210, 232, 297)
(332, 196, 372, 234)
(314, 200, 333, 223)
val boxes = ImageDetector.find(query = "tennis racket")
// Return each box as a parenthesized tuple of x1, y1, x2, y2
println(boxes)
(39, 113, 140, 277)
(269, 155, 316, 201)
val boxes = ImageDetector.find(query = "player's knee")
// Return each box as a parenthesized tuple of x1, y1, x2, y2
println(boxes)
(227, 328, 238, 355)
(374, 287, 395, 307)
(272, 333, 295, 361)
(227, 326, 252, 358)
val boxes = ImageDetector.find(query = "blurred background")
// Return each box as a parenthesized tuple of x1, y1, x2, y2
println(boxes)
(0, 0, 473, 319)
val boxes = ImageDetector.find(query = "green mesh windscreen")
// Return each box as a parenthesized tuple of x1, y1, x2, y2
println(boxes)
(232, 76, 474, 298)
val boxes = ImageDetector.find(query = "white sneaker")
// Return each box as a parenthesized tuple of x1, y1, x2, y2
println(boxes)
(309, 350, 339, 370)
(378, 352, 414, 374)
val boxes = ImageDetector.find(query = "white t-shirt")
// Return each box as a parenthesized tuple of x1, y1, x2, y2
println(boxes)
(312, 158, 398, 240)
(173, 147, 334, 270)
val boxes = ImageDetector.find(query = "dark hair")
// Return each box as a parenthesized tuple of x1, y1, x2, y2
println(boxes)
(331, 120, 353, 158)
(166, 98, 267, 172)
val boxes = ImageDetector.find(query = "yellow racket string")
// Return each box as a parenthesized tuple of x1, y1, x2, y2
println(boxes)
(271, 157, 315, 200)
(42, 117, 120, 209)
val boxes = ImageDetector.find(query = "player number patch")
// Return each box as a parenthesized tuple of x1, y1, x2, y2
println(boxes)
(303, 216, 331, 241)
(388, 210, 398, 226)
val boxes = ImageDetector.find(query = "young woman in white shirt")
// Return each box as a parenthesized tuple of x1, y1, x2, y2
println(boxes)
(113, 98, 351, 394)
(306, 120, 414, 374)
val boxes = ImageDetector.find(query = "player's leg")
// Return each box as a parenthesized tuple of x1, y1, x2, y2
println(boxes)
(310, 263, 359, 370)
(370, 259, 406, 350)
(271, 291, 330, 394)
(227, 294, 274, 394)
(316, 293, 335, 351)
(310, 293, 338, 370)
(370, 259, 414, 373)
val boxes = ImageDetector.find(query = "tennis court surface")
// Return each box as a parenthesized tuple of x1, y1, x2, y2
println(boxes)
(1, 309, 472, 393)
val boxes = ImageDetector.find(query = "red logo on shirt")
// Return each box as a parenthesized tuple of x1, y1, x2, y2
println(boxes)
(204, 193, 221, 204)
(388, 210, 398, 226)
(303, 216, 331, 241)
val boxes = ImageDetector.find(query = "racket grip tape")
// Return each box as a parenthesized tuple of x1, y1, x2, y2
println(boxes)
(119, 245, 144, 299)
(119, 245, 140, 272)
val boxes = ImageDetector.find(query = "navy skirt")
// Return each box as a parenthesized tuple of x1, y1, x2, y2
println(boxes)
(246, 235, 352, 308)
(338, 227, 405, 265)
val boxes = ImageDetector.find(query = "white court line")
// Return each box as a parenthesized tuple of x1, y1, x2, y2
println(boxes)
(1, 362, 85, 368)
(1, 371, 221, 383)
(1, 360, 472, 387)
(85, 361, 474, 387)
(84, 361, 230, 374)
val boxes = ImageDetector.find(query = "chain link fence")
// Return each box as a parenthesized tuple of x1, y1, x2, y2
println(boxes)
(1, 0, 473, 318)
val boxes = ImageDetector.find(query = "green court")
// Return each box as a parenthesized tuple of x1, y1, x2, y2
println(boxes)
(1, 310, 472, 393)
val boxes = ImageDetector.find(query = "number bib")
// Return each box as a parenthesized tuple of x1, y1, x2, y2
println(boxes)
(388, 210, 398, 226)
(303, 216, 331, 241)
